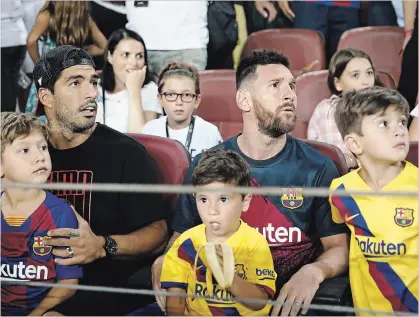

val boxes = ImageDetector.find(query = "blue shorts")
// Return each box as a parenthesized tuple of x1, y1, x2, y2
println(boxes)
(127, 303, 165, 316)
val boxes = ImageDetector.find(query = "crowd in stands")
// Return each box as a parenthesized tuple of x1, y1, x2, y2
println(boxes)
(1, 0, 418, 316)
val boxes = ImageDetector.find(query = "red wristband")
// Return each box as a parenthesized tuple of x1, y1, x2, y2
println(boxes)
(405, 29, 414, 37)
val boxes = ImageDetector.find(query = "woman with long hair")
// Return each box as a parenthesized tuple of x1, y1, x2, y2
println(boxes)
(97, 29, 162, 133)
(26, 0, 106, 63)
(25, 1, 106, 116)
(307, 48, 381, 168)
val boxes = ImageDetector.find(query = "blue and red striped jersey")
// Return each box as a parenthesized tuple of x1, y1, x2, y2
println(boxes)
(1, 191, 83, 316)
(307, 0, 361, 9)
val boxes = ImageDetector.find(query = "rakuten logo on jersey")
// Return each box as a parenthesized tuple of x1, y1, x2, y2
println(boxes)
(1, 262, 48, 280)
(255, 223, 302, 246)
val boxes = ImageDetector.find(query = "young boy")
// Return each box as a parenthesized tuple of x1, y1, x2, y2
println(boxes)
(160, 148, 276, 316)
(330, 86, 418, 314)
(1, 112, 82, 316)
(142, 62, 223, 159)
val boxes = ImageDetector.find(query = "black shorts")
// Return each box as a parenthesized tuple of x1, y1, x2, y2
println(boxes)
(50, 288, 154, 316)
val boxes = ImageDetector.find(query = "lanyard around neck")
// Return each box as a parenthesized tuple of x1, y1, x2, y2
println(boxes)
(166, 116, 195, 151)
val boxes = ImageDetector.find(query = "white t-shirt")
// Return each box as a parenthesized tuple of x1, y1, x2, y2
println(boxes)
(1, 0, 27, 48)
(142, 115, 223, 158)
(411, 105, 418, 118)
(125, 1, 208, 51)
(97, 82, 163, 133)
(391, 0, 404, 27)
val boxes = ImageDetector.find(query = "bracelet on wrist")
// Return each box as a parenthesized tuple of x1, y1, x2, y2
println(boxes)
(405, 29, 414, 37)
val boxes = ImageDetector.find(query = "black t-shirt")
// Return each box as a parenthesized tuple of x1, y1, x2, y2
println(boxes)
(171, 134, 348, 288)
(48, 123, 167, 286)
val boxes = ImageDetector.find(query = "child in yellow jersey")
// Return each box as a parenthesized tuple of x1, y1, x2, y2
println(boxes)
(331, 86, 418, 315)
(161, 148, 276, 316)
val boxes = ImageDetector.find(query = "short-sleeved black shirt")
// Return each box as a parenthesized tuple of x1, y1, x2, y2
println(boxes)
(48, 123, 167, 287)
(172, 134, 348, 288)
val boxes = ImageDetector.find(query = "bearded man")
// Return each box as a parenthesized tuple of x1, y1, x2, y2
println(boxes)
(33, 45, 168, 316)
(151, 50, 349, 316)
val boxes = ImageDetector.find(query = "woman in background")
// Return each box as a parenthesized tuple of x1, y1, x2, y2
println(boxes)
(25, 0, 106, 115)
(98, 29, 162, 133)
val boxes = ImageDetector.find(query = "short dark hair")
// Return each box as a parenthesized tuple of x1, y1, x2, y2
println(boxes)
(101, 29, 152, 92)
(335, 86, 410, 138)
(328, 48, 382, 95)
(236, 50, 290, 89)
(192, 148, 251, 191)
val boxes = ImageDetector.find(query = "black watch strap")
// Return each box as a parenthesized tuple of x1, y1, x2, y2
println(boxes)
(104, 235, 118, 257)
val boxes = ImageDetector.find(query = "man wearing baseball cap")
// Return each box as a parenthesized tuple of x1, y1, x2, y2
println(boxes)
(33, 45, 169, 315)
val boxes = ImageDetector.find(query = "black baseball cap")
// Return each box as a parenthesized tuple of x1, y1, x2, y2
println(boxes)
(33, 45, 96, 91)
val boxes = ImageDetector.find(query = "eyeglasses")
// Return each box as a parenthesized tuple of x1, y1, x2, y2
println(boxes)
(160, 92, 197, 103)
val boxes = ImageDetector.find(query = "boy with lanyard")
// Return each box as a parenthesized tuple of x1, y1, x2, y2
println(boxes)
(1, 112, 82, 316)
(142, 62, 222, 159)
(330, 86, 418, 314)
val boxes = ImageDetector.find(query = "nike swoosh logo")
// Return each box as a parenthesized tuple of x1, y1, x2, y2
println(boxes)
(345, 213, 360, 222)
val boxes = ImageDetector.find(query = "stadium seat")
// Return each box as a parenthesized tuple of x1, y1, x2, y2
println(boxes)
(376, 70, 397, 89)
(240, 29, 326, 75)
(407, 141, 418, 167)
(337, 26, 404, 85)
(127, 134, 191, 210)
(302, 140, 349, 176)
(293, 70, 330, 139)
(197, 70, 243, 140)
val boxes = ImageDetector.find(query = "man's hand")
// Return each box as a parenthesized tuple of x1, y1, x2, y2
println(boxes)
(152, 255, 167, 313)
(255, 1, 277, 23)
(278, 0, 295, 21)
(44, 209, 105, 265)
(271, 264, 324, 316)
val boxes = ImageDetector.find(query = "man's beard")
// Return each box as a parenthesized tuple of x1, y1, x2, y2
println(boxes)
(253, 100, 297, 138)
(55, 100, 96, 133)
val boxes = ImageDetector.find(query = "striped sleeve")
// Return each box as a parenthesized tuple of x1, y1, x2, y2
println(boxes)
(329, 179, 345, 224)
(160, 238, 190, 291)
(54, 205, 83, 281)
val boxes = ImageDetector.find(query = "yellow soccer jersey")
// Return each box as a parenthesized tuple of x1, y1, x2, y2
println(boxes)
(329, 161, 418, 315)
(160, 221, 276, 316)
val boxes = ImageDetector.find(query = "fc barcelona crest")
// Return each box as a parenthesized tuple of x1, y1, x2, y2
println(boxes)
(281, 188, 304, 210)
(235, 264, 246, 280)
(394, 208, 414, 227)
(33, 236, 52, 256)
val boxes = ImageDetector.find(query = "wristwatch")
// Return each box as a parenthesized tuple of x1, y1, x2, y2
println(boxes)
(104, 236, 118, 257)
